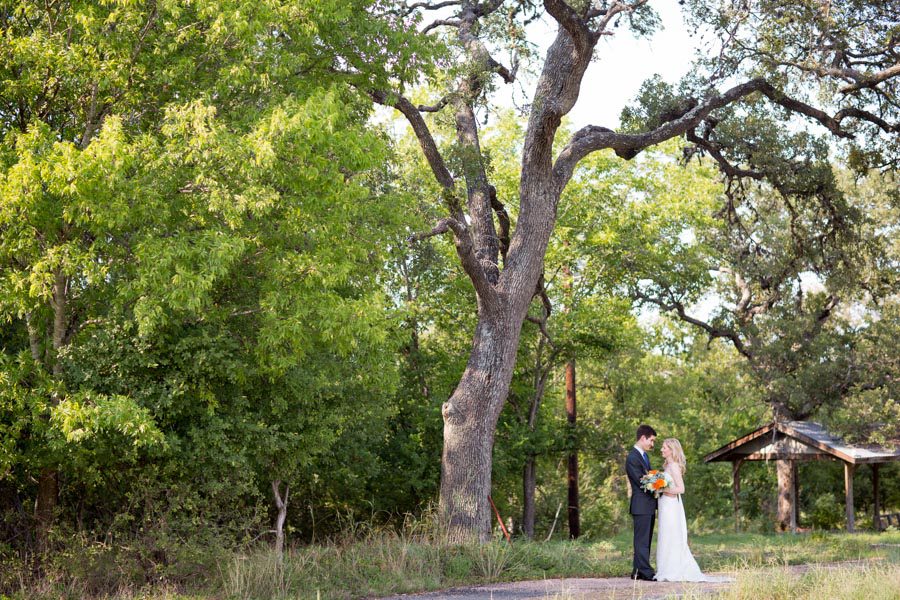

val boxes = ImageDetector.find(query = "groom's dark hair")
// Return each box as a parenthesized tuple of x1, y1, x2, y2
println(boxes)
(636, 424, 657, 440)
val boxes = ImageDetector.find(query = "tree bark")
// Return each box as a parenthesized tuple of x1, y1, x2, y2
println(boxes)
(791, 461, 799, 530)
(775, 459, 795, 532)
(34, 468, 58, 550)
(873, 464, 881, 531)
(272, 480, 289, 560)
(35, 270, 68, 550)
(440, 310, 524, 542)
(565, 360, 579, 539)
(25, 312, 42, 363)
(51, 270, 68, 376)
(732, 459, 743, 532)
(522, 456, 536, 539)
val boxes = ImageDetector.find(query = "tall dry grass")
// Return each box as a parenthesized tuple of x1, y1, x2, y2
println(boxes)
(4, 513, 899, 599)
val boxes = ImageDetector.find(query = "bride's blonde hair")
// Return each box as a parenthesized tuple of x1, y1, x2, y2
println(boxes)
(663, 438, 687, 473)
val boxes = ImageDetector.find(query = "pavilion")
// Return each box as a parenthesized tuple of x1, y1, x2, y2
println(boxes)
(703, 421, 900, 532)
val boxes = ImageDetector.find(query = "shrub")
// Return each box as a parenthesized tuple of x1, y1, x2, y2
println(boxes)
(809, 494, 844, 530)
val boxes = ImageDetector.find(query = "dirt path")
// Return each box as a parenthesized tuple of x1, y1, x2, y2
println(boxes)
(378, 575, 732, 600)
(380, 577, 727, 599)
(376, 560, 880, 600)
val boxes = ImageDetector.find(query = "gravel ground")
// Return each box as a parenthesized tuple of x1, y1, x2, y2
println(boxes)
(375, 560, 881, 600)
(377, 575, 732, 599)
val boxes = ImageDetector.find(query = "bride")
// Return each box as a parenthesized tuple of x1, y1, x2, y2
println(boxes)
(656, 438, 732, 583)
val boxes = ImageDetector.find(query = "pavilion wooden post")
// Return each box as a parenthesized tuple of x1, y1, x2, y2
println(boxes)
(732, 458, 744, 532)
(844, 462, 856, 533)
(791, 461, 799, 532)
(872, 464, 881, 532)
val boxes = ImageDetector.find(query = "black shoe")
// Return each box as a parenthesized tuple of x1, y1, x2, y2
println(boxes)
(631, 573, 656, 581)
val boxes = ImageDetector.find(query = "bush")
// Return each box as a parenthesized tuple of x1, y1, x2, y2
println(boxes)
(809, 494, 844, 530)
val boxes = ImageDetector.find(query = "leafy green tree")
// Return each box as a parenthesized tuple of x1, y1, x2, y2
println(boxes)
(599, 143, 900, 529)
(0, 0, 427, 549)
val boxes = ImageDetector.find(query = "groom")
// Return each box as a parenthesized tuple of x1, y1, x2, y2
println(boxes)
(626, 424, 658, 581)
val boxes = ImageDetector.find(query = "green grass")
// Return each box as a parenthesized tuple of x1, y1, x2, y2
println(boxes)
(215, 530, 900, 599)
(6, 530, 900, 599)
(708, 562, 900, 599)
(676, 530, 900, 570)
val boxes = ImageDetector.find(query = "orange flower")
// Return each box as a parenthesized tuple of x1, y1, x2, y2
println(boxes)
(653, 479, 667, 490)
(648, 470, 659, 475)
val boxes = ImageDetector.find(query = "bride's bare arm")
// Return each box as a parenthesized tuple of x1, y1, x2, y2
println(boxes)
(664, 465, 686, 496)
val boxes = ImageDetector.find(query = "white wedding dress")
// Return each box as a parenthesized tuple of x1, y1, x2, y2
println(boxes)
(655, 465, 732, 582)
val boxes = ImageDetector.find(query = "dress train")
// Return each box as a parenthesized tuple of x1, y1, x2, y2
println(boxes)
(655, 494, 732, 582)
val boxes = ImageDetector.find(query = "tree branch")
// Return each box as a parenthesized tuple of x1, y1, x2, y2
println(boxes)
(591, 0, 649, 37)
(535, 272, 552, 319)
(371, 87, 504, 303)
(62, 317, 105, 346)
(717, 265, 781, 324)
(552, 78, 871, 189)
(450, 4, 511, 285)
(525, 271, 555, 350)
(633, 289, 753, 360)
(833, 107, 898, 133)
(402, 0, 463, 13)
(25, 312, 43, 366)
(767, 56, 900, 93)
(489, 54, 518, 84)
(686, 128, 765, 180)
(409, 217, 499, 309)
(840, 62, 900, 93)
(525, 315, 556, 349)
(544, 0, 592, 47)
(489, 185, 510, 265)
(418, 94, 453, 113)
(369, 89, 455, 190)
(421, 19, 461, 34)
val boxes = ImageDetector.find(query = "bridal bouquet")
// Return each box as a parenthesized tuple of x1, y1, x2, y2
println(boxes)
(640, 470, 673, 498)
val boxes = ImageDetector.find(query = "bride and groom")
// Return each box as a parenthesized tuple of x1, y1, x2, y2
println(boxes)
(627, 424, 730, 583)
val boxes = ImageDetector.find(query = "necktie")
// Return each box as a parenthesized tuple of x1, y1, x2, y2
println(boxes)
(642, 452, 650, 470)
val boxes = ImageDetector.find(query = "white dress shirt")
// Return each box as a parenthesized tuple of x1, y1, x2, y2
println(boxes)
(634, 444, 649, 467)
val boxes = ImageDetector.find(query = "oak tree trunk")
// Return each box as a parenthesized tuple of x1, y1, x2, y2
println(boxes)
(34, 468, 58, 550)
(440, 311, 525, 542)
(272, 480, 288, 560)
(35, 270, 68, 550)
(437, 23, 588, 542)
(775, 459, 796, 532)
(565, 360, 579, 539)
(522, 455, 536, 539)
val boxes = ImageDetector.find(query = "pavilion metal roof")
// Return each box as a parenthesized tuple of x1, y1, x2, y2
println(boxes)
(703, 421, 900, 465)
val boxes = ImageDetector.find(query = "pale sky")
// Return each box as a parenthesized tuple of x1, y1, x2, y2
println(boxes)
(501, 0, 700, 130)
(379, 1, 701, 134)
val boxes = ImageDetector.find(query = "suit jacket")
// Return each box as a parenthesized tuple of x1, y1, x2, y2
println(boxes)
(626, 447, 658, 515)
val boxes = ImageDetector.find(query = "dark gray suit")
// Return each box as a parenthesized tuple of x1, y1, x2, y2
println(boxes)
(626, 447, 657, 579)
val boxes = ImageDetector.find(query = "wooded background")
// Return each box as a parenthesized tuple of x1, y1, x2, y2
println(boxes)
(1, 0, 899, 580)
